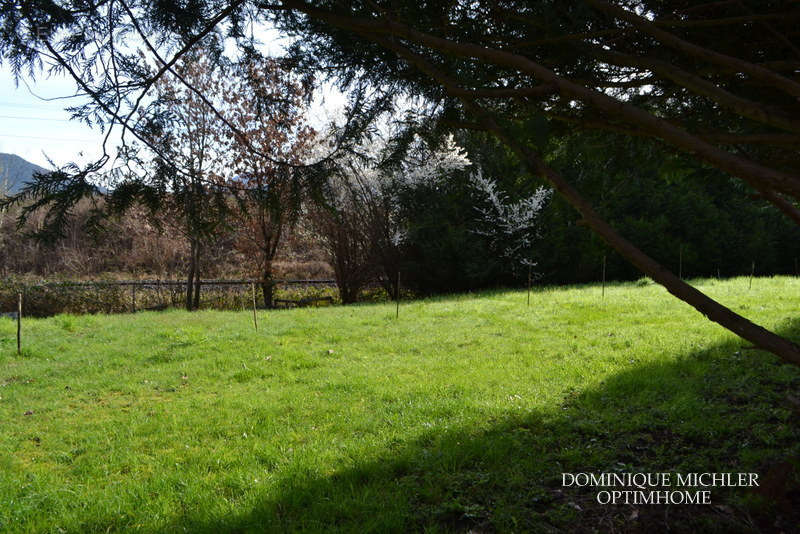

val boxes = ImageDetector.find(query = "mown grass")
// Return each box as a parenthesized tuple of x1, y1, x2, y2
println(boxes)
(1, 277, 799, 533)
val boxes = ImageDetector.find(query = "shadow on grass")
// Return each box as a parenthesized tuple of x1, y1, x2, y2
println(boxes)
(167, 319, 800, 533)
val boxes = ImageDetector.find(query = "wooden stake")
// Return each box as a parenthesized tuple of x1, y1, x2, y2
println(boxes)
(395, 271, 401, 319)
(251, 282, 258, 331)
(602, 254, 606, 298)
(717, 268, 721, 281)
(749, 261, 755, 290)
(527, 264, 532, 307)
(17, 292, 22, 355)
(131, 284, 136, 313)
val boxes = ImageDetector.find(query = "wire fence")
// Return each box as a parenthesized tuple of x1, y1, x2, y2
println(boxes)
(1, 278, 341, 317)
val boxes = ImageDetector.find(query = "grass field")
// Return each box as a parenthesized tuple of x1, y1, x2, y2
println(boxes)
(1, 277, 799, 533)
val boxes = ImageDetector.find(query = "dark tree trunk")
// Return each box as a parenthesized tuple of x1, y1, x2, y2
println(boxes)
(383, 266, 398, 301)
(185, 238, 196, 311)
(192, 241, 201, 310)
(335, 266, 351, 304)
(261, 262, 274, 309)
(335, 256, 361, 304)
(339, 283, 359, 304)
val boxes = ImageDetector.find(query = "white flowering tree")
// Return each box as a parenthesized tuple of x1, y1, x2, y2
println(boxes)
(309, 139, 381, 303)
(377, 134, 472, 295)
(312, 133, 471, 301)
(469, 171, 550, 277)
(394, 134, 472, 188)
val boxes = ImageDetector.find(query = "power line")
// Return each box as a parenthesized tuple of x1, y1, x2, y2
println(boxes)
(18, 77, 86, 104)
(0, 101, 64, 110)
(0, 133, 98, 142)
(0, 114, 73, 122)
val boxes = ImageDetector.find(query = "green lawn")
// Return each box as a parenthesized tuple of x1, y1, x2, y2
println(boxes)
(1, 277, 799, 533)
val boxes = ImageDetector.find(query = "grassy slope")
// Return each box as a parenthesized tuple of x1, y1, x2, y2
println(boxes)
(0, 277, 799, 533)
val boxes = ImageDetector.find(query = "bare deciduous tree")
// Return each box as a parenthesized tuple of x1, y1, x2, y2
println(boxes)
(223, 58, 315, 308)
(146, 48, 229, 310)
(312, 133, 472, 302)
(469, 171, 550, 275)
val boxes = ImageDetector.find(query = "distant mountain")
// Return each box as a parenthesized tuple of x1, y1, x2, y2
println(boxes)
(0, 153, 48, 195)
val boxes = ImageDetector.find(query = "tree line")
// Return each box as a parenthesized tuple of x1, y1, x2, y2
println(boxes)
(2, 1, 799, 363)
(4, 117, 797, 306)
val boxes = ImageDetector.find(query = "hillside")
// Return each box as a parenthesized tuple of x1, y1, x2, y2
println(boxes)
(0, 153, 48, 195)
